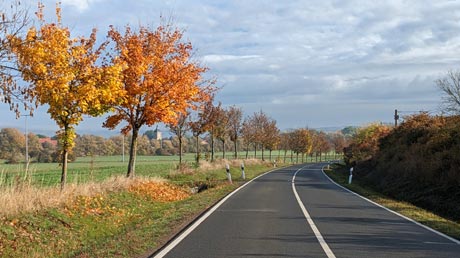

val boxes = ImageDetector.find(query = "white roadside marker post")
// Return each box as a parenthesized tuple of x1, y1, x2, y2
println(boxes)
(348, 167, 353, 184)
(241, 162, 245, 180)
(226, 163, 232, 184)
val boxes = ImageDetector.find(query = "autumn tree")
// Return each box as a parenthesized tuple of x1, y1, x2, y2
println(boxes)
(27, 132, 42, 160)
(201, 101, 222, 162)
(243, 112, 261, 158)
(241, 116, 256, 159)
(252, 110, 270, 160)
(317, 131, 331, 161)
(279, 131, 292, 163)
(168, 111, 190, 166)
(288, 130, 297, 162)
(262, 118, 280, 161)
(0, 0, 30, 116)
(107, 135, 128, 156)
(74, 134, 108, 157)
(189, 97, 214, 164)
(9, 4, 123, 190)
(330, 132, 347, 159)
(343, 123, 392, 165)
(214, 105, 229, 159)
(104, 24, 213, 177)
(0, 127, 24, 163)
(226, 105, 242, 159)
(310, 131, 331, 162)
(291, 128, 312, 163)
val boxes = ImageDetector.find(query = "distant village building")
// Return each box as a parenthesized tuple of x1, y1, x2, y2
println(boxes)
(153, 126, 162, 141)
(39, 137, 57, 147)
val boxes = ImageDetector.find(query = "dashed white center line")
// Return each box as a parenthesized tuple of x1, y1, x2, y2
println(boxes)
(292, 166, 336, 258)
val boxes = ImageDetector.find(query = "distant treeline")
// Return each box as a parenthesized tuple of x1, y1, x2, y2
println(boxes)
(344, 113, 460, 221)
(0, 126, 353, 164)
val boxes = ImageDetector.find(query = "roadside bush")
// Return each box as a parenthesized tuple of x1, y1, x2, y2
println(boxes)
(343, 123, 392, 166)
(353, 114, 460, 221)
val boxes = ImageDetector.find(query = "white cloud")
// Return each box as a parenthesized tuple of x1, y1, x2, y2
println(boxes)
(60, 0, 101, 11)
(202, 54, 261, 63)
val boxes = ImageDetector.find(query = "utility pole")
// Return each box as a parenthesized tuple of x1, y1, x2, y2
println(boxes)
(22, 114, 30, 164)
(394, 109, 399, 127)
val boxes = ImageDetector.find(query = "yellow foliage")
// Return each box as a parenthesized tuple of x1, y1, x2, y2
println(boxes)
(9, 3, 124, 153)
(7, 3, 125, 188)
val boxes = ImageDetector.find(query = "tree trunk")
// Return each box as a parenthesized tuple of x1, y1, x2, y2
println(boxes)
(60, 149, 68, 191)
(269, 149, 272, 161)
(283, 150, 287, 163)
(222, 139, 225, 159)
(195, 134, 200, 164)
(261, 145, 265, 161)
(234, 140, 238, 159)
(127, 127, 139, 178)
(179, 134, 182, 166)
(301, 153, 304, 163)
(296, 153, 299, 163)
(211, 134, 215, 162)
(60, 125, 71, 191)
(254, 143, 257, 159)
(245, 142, 249, 159)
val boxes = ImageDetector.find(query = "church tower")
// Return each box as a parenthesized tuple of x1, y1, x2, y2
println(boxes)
(153, 126, 162, 141)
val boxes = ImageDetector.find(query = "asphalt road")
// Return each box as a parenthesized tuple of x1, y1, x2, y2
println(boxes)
(153, 163, 460, 258)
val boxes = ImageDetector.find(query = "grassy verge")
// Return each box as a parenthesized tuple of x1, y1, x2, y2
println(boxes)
(324, 164, 460, 241)
(0, 160, 276, 257)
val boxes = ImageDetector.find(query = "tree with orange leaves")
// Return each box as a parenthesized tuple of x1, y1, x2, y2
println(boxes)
(104, 24, 214, 178)
(9, 3, 124, 190)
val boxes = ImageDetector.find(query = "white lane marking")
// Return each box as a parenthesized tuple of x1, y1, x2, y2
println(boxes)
(321, 166, 460, 245)
(153, 167, 283, 258)
(424, 241, 454, 245)
(292, 166, 336, 258)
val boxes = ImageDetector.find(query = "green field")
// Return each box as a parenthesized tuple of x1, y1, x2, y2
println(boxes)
(0, 154, 197, 187)
(0, 151, 340, 188)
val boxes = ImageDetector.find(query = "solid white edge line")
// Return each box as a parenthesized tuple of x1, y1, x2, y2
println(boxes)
(153, 167, 283, 258)
(292, 166, 336, 258)
(321, 166, 460, 245)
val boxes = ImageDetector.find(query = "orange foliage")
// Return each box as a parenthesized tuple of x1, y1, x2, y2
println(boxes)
(129, 182, 190, 202)
(104, 24, 213, 133)
(103, 23, 214, 177)
(344, 123, 392, 165)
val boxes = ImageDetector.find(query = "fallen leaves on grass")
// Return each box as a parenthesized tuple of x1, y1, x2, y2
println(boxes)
(129, 182, 190, 202)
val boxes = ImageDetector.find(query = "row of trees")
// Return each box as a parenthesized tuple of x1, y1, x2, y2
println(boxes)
(0, 123, 350, 166)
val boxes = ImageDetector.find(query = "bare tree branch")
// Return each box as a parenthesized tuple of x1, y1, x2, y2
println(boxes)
(436, 69, 460, 115)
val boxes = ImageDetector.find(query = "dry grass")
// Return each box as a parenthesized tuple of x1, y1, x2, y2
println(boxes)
(0, 175, 164, 216)
(0, 158, 269, 217)
(198, 158, 266, 171)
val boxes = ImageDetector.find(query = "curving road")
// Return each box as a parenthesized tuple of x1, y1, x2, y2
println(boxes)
(152, 163, 460, 258)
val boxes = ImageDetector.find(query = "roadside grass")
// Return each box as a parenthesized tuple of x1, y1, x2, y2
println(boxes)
(0, 159, 275, 257)
(324, 164, 460, 241)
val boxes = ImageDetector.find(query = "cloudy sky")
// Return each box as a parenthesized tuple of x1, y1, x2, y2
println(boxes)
(2, 0, 460, 136)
